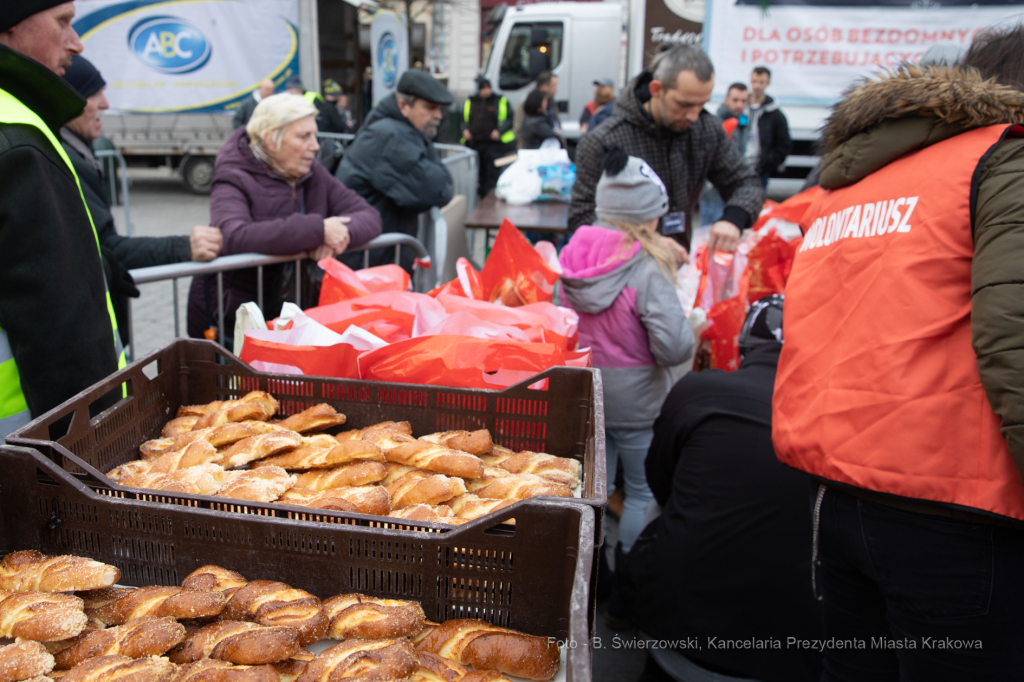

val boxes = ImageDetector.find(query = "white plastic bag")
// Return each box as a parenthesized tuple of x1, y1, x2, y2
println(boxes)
(495, 159, 543, 205)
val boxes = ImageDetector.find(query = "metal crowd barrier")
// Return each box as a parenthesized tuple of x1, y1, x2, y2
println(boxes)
(125, 233, 429, 362)
(94, 149, 132, 236)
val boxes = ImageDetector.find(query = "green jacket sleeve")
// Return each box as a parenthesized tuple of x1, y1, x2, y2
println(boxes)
(971, 136, 1024, 483)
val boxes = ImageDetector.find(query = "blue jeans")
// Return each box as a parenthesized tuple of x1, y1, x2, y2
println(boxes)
(606, 427, 655, 554)
(818, 487, 1024, 681)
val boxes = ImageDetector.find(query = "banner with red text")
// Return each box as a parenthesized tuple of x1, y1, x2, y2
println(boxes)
(704, 0, 1024, 106)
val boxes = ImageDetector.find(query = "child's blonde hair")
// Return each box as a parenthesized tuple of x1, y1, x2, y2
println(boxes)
(609, 219, 677, 280)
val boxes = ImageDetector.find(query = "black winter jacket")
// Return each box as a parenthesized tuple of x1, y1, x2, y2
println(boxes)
(752, 95, 791, 176)
(520, 114, 560, 149)
(621, 344, 823, 682)
(0, 44, 119, 421)
(335, 94, 452, 268)
(570, 72, 763, 245)
(62, 129, 191, 269)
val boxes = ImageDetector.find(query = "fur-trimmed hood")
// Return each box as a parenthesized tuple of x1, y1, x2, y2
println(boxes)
(818, 65, 1024, 189)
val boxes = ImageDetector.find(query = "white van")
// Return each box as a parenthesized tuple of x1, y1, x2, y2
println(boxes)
(482, 2, 624, 142)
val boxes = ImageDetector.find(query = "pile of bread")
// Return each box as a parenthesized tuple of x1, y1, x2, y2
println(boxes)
(0, 550, 562, 682)
(104, 392, 582, 526)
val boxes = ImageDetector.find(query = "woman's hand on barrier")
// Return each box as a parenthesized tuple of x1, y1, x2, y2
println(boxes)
(308, 245, 334, 262)
(324, 216, 351, 255)
(190, 226, 223, 262)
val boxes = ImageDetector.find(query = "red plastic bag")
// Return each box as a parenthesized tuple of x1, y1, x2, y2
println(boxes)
(436, 294, 578, 349)
(422, 311, 533, 343)
(751, 185, 825, 232)
(479, 219, 560, 306)
(694, 249, 749, 372)
(304, 291, 446, 342)
(318, 259, 410, 305)
(358, 335, 586, 389)
(744, 228, 804, 303)
(239, 314, 366, 378)
(427, 258, 484, 300)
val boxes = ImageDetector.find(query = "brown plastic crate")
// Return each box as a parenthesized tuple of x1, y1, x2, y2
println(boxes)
(0, 443, 595, 682)
(9, 339, 605, 534)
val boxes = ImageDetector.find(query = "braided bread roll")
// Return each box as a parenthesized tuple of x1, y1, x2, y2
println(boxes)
(276, 486, 391, 516)
(214, 432, 303, 470)
(162, 416, 200, 438)
(294, 639, 416, 682)
(220, 581, 327, 647)
(141, 422, 279, 462)
(0, 591, 88, 642)
(293, 462, 387, 490)
(214, 468, 296, 503)
(60, 655, 176, 682)
(273, 405, 346, 433)
(0, 551, 120, 593)
(178, 392, 279, 418)
(254, 440, 384, 471)
(0, 639, 55, 682)
(168, 621, 300, 666)
(387, 504, 461, 525)
(334, 421, 412, 442)
(490, 451, 582, 488)
(193, 402, 274, 432)
(443, 494, 517, 522)
(88, 587, 226, 627)
(386, 470, 466, 509)
(418, 430, 493, 456)
(181, 567, 247, 599)
(384, 442, 484, 479)
(409, 650, 467, 682)
(173, 659, 280, 682)
(121, 464, 230, 497)
(270, 649, 314, 682)
(54, 616, 186, 670)
(464, 467, 511, 493)
(106, 461, 153, 483)
(77, 587, 136, 611)
(415, 618, 561, 682)
(351, 428, 418, 451)
(470, 473, 572, 501)
(322, 594, 425, 640)
(149, 441, 220, 474)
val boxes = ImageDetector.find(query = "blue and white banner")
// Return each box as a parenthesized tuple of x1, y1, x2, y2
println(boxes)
(74, 0, 300, 113)
(704, 0, 1024, 107)
(370, 11, 408, 107)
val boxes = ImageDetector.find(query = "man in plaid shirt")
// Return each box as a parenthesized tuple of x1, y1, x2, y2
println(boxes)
(571, 46, 764, 260)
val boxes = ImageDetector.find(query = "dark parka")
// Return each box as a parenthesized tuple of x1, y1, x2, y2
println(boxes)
(751, 95, 791, 176)
(570, 72, 764, 246)
(815, 65, 1024, 480)
(335, 93, 453, 270)
(0, 44, 119, 420)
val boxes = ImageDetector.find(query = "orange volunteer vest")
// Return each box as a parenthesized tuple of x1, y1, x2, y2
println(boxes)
(774, 123, 1024, 522)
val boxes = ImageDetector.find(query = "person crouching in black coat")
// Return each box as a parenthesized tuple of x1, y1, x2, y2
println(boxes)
(620, 295, 824, 682)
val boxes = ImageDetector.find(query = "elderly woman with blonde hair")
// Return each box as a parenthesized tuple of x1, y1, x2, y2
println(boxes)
(188, 93, 381, 341)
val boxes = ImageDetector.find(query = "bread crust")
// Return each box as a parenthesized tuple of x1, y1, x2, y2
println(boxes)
(169, 621, 300, 666)
(469, 474, 572, 501)
(492, 452, 582, 488)
(121, 464, 229, 497)
(0, 639, 55, 682)
(322, 594, 425, 640)
(221, 581, 327, 647)
(273, 405, 346, 433)
(54, 616, 186, 670)
(162, 416, 200, 438)
(334, 422, 412, 442)
(410, 651, 467, 682)
(193, 403, 273, 432)
(141, 422, 279, 461)
(148, 441, 220, 474)
(214, 468, 296, 503)
(0, 551, 120, 593)
(293, 462, 387, 490)
(276, 487, 391, 517)
(418, 430, 493, 456)
(414, 619, 560, 682)
(294, 639, 416, 682)
(386, 471, 466, 509)
(181, 567, 248, 598)
(387, 505, 458, 525)
(60, 654, 176, 682)
(177, 392, 279, 419)
(172, 659, 280, 682)
(88, 587, 226, 627)
(442, 495, 517, 522)
(215, 432, 303, 470)
(254, 440, 384, 471)
(106, 461, 153, 482)
(384, 443, 484, 480)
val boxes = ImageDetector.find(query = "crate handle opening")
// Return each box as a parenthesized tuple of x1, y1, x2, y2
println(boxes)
(142, 359, 161, 380)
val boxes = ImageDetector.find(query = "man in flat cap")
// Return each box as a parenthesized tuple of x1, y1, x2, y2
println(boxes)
(0, 1, 124, 439)
(336, 69, 454, 272)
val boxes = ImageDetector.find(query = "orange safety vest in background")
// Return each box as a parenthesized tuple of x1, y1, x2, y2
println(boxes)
(773, 123, 1024, 522)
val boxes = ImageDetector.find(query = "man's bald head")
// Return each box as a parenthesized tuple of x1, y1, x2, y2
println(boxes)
(0, 2, 82, 75)
(259, 79, 275, 99)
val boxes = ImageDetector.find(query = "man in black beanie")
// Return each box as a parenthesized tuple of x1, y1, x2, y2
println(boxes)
(0, 2, 125, 439)
(60, 55, 222, 346)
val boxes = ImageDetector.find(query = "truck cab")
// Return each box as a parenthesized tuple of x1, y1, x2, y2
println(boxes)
(483, 2, 623, 143)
